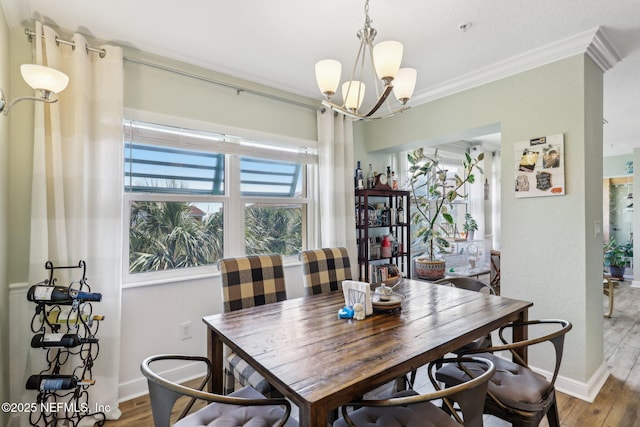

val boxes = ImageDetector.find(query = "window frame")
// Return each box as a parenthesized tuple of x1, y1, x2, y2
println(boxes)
(122, 111, 317, 287)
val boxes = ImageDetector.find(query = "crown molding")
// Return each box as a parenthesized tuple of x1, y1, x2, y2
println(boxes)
(587, 27, 622, 72)
(411, 26, 622, 106)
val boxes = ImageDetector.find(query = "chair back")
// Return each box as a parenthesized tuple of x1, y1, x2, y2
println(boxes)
(218, 254, 287, 312)
(434, 276, 496, 295)
(141, 354, 295, 427)
(496, 319, 572, 390)
(142, 354, 210, 426)
(299, 247, 352, 296)
(336, 356, 495, 427)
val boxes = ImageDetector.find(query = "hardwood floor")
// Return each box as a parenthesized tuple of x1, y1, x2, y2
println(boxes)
(105, 280, 640, 426)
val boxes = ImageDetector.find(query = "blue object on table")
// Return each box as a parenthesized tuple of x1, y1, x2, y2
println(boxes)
(338, 306, 354, 319)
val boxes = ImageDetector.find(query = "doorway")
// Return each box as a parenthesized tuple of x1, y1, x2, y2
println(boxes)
(604, 176, 633, 276)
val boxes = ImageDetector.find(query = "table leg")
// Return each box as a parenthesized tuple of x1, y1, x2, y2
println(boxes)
(207, 328, 223, 394)
(513, 308, 529, 365)
(299, 405, 328, 427)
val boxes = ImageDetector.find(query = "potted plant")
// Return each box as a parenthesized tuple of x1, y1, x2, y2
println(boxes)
(463, 213, 478, 241)
(409, 148, 484, 279)
(604, 238, 632, 278)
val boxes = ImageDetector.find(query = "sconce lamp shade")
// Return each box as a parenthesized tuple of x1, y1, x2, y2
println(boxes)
(20, 64, 69, 94)
(315, 59, 342, 98)
(373, 41, 403, 81)
(342, 81, 366, 111)
(393, 68, 417, 104)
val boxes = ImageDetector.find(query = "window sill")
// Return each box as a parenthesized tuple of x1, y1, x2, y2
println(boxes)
(122, 266, 219, 290)
(122, 257, 303, 290)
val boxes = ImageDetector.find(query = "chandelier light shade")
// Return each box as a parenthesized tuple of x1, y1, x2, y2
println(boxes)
(342, 81, 366, 111)
(0, 64, 69, 116)
(314, 0, 417, 120)
(315, 59, 342, 98)
(372, 41, 403, 82)
(393, 68, 418, 104)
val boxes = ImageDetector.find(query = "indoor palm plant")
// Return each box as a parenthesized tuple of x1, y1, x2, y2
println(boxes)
(408, 148, 484, 279)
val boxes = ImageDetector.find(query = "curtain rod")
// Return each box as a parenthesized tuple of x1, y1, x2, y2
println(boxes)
(122, 56, 321, 112)
(25, 28, 320, 112)
(25, 28, 107, 58)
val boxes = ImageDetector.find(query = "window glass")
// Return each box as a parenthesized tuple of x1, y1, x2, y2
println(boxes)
(125, 142, 224, 195)
(244, 203, 303, 256)
(129, 201, 223, 273)
(240, 157, 303, 197)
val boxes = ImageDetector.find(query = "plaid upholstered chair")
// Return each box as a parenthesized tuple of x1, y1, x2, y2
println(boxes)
(299, 247, 353, 296)
(217, 254, 288, 397)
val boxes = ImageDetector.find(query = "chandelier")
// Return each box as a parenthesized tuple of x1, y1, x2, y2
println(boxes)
(314, 0, 417, 120)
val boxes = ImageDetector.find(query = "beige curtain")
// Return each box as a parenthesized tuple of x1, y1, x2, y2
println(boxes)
(316, 110, 357, 272)
(23, 22, 123, 425)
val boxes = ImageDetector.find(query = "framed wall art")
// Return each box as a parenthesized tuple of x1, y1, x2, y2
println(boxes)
(514, 133, 565, 198)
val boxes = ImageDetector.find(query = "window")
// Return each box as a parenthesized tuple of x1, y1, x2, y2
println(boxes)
(124, 119, 316, 278)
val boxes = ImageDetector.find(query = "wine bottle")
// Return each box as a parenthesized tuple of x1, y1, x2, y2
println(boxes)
(31, 333, 99, 348)
(356, 161, 365, 189)
(46, 308, 105, 325)
(25, 374, 94, 391)
(391, 171, 398, 190)
(380, 203, 389, 226)
(367, 164, 375, 189)
(27, 285, 102, 304)
(397, 198, 406, 225)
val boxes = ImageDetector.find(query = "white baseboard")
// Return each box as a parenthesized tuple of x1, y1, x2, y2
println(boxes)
(118, 360, 206, 403)
(531, 361, 609, 403)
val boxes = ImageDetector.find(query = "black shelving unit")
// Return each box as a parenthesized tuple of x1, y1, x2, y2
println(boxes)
(355, 189, 411, 282)
(26, 260, 105, 427)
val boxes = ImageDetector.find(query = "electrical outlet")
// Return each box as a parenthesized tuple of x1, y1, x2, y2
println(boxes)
(179, 321, 192, 340)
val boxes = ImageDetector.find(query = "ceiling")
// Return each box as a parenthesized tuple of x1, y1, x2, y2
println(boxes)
(1, 0, 639, 157)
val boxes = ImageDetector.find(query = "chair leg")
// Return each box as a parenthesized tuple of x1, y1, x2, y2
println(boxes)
(223, 367, 236, 395)
(394, 375, 408, 391)
(546, 399, 560, 427)
(604, 278, 614, 318)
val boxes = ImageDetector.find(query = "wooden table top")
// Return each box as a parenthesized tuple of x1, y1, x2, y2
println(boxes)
(203, 278, 532, 427)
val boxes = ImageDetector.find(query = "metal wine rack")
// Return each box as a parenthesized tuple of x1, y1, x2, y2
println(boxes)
(27, 260, 105, 427)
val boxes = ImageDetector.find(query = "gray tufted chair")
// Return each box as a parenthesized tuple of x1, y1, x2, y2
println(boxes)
(333, 357, 495, 427)
(141, 354, 298, 427)
(435, 319, 572, 427)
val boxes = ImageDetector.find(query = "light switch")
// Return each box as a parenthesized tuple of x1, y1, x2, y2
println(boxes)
(594, 220, 602, 237)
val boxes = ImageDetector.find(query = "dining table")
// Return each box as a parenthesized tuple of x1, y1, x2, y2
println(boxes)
(202, 278, 532, 427)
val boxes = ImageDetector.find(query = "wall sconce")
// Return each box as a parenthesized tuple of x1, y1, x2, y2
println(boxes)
(0, 64, 69, 116)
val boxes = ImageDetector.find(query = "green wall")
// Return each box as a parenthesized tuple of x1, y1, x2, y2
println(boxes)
(604, 154, 633, 178)
(123, 49, 318, 141)
(6, 26, 35, 284)
(361, 54, 604, 384)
